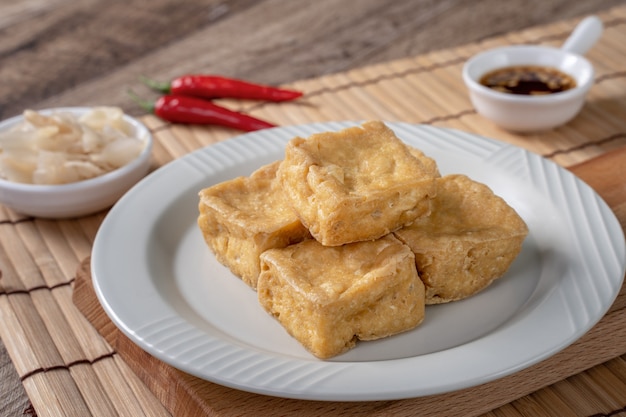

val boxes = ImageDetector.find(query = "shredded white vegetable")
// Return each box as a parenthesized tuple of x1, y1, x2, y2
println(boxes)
(0, 107, 145, 185)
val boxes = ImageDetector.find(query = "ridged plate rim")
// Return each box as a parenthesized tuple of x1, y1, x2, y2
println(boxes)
(92, 122, 626, 401)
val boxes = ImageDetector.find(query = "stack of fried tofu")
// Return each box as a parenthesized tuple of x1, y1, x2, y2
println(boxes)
(198, 121, 528, 359)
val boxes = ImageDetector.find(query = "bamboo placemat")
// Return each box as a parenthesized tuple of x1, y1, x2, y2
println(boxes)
(1, 6, 626, 416)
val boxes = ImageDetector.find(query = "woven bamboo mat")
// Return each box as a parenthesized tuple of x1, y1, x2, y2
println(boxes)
(2, 6, 626, 417)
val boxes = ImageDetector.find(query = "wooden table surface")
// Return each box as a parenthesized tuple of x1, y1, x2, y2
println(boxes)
(1, 0, 625, 415)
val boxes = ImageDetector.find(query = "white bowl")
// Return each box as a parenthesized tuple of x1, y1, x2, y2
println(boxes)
(0, 107, 153, 218)
(462, 45, 595, 132)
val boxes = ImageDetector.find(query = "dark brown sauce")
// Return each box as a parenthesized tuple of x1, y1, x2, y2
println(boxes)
(479, 65, 576, 95)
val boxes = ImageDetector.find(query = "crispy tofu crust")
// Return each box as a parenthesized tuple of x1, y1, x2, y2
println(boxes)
(198, 161, 310, 289)
(394, 174, 528, 304)
(277, 121, 438, 246)
(257, 235, 425, 359)
(196, 121, 529, 359)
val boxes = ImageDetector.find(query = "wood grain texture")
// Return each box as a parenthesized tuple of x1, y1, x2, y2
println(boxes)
(569, 147, 626, 231)
(0, 342, 31, 417)
(0, 0, 623, 119)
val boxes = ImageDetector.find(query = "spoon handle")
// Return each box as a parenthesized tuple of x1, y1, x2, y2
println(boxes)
(561, 15, 604, 55)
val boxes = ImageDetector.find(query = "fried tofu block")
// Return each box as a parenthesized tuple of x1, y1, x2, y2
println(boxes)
(257, 235, 425, 359)
(277, 121, 438, 246)
(394, 174, 528, 304)
(198, 161, 310, 289)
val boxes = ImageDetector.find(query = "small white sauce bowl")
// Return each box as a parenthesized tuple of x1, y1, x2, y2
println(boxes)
(462, 15, 602, 132)
(462, 45, 594, 132)
(0, 107, 153, 218)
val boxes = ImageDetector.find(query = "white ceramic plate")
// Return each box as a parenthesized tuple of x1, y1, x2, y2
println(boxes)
(92, 122, 626, 401)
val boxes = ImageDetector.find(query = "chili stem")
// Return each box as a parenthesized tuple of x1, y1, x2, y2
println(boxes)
(126, 89, 156, 113)
(139, 76, 172, 93)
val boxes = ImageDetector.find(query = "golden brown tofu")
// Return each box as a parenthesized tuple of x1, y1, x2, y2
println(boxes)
(198, 161, 310, 289)
(257, 235, 425, 359)
(277, 121, 438, 246)
(394, 174, 528, 304)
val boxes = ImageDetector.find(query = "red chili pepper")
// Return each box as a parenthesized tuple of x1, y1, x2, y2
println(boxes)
(129, 92, 276, 132)
(141, 74, 303, 102)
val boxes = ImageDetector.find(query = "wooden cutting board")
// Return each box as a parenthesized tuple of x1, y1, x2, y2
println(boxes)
(72, 145, 626, 417)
